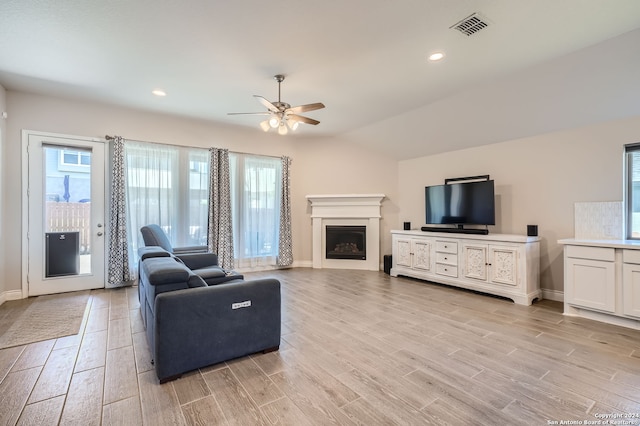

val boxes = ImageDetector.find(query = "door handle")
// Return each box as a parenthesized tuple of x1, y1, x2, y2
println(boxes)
(97, 232, 104, 236)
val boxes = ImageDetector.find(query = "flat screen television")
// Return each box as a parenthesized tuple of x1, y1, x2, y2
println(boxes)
(425, 180, 495, 226)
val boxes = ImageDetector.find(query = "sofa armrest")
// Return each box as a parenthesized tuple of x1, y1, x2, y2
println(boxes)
(153, 278, 281, 381)
(174, 252, 219, 270)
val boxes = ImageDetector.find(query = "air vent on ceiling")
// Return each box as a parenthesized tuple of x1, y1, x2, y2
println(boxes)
(450, 13, 489, 36)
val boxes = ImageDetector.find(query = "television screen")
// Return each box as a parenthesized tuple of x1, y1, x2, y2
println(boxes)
(425, 180, 495, 225)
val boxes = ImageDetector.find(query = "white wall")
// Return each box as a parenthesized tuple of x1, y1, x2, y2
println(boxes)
(398, 115, 640, 294)
(0, 84, 6, 299)
(2, 91, 398, 295)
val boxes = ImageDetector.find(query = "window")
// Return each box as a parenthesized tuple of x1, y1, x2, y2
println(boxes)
(124, 142, 209, 260)
(229, 153, 282, 267)
(58, 149, 91, 173)
(625, 143, 640, 238)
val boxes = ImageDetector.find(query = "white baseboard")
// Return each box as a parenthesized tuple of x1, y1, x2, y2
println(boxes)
(0, 289, 25, 306)
(541, 289, 564, 302)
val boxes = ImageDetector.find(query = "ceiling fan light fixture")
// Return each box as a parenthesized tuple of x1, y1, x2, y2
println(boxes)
(259, 120, 271, 132)
(287, 119, 299, 131)
(228, 74, 325, 135)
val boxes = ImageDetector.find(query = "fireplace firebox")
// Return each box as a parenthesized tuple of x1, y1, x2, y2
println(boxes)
(325, 226, 366, 260)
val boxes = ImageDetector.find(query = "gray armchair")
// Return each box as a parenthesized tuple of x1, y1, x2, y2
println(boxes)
(140, 224, 242, 285)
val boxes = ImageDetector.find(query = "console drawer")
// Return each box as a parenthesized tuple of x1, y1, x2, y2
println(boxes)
(436, 252, 458, 266)
(436, 241, 457, 254)
(436, 263, 458, 277)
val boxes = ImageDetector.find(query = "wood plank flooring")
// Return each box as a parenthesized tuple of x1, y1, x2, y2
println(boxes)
(1, 268, 639, 425)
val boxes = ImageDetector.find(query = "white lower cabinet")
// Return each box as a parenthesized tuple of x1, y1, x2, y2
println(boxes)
(391, 230, 540, 305)
(622, 250, 640, 319)
(622, 263, 640, 318)
(564, 245, 616, 313)
(560, 240, 640, 329)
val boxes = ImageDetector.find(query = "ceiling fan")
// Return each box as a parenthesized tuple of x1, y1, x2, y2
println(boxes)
(228, 74, 325, 135)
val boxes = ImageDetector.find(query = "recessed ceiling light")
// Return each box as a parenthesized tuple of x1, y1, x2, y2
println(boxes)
(152, 89, 167, 97)
(429, 52, 445, 62)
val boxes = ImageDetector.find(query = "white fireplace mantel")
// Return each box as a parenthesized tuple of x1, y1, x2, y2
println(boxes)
(306, 194, 385, 271)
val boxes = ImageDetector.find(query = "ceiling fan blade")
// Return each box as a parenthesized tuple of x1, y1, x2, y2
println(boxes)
(254, 95, 280, 113)
(227, 112, 272, 116)
(288, 114, 320, 125)
(286, 102, 325, 114)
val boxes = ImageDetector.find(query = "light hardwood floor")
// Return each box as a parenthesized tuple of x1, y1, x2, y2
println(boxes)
(1, 268, 640, 425)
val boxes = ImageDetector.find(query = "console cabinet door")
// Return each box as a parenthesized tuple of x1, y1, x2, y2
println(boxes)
(623, 263, 640, 318)
(565, 257, 615, 313)
(412, 239, 432, 271)
(463, 244, 488, 281)
(395, 238, 412, 267)
(489, 246, 518, 286)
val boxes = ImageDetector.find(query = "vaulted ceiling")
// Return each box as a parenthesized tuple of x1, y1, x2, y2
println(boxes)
(2, 1, 640, 159)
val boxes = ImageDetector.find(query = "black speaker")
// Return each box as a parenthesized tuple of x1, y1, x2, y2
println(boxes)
(403, 222, 411, 230)
(383, 255, 392, 274)
(527, 225, 538, 237)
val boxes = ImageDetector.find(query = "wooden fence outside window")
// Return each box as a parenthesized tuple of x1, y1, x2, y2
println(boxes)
(46, 202, 91, 254)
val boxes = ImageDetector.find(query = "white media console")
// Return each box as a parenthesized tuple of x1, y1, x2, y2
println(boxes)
(391, 230, 541, 305)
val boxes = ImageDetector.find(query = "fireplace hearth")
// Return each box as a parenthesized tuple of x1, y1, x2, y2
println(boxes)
(326, 226, 366, 260)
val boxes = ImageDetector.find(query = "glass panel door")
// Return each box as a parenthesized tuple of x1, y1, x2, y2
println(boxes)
(25, 132, 106, 296)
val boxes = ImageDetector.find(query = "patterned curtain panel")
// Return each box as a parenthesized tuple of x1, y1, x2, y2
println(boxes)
(208, 148, 234, 269)
(277, 156, 293, 266)
(107, 136, 134, 287)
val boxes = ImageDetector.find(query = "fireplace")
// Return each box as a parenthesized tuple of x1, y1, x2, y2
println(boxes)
(326, 226, 366, 260)
(306, 194, 385, 271)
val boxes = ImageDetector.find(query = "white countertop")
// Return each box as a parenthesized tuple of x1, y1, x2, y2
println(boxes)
(392, 229, 540, 243)
(558, 238, 640, 249)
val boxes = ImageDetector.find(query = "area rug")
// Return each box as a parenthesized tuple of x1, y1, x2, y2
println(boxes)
(0, 291, 90, 349)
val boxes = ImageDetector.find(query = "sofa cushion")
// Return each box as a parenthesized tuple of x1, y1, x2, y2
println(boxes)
(192, 265, 226, 279)
(143, 257, 190, 286)
(188, 274, 207, 288)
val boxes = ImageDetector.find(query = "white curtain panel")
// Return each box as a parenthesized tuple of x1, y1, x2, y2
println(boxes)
(124, 142, 178, 268)
(230, 153, 282, 269)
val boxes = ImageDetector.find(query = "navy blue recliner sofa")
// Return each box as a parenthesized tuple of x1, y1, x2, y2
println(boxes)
(140, 224, 243, 285)
(138, 248, 281, 383)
